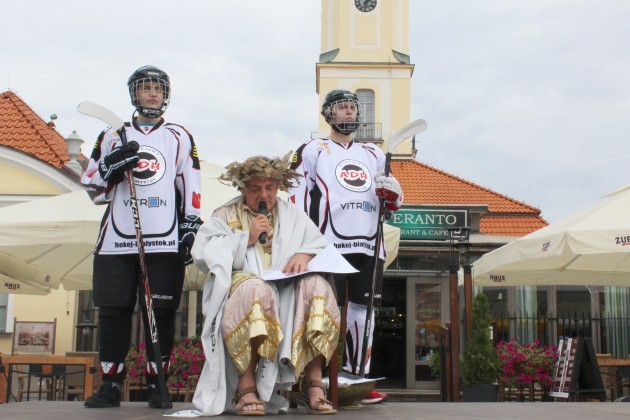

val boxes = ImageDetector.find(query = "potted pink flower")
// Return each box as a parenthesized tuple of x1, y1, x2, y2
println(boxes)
(169, 336, 205, 389)
(125, 342, 147, 381)
(496, 339, 558, 401)
(124, 337, 205, 390)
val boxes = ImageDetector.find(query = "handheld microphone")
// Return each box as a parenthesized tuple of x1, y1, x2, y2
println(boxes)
(258, 201, 268, 244)
(127, 140, 140, 153)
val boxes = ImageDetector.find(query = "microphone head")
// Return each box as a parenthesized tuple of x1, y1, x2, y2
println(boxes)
(258, 201, 267, 214)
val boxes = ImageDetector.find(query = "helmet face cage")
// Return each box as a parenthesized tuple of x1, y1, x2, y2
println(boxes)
(321, 90, 361, 135)
(323, 98, 361, 135)
(128, 77, 170, 118)
(127, 66, 171, 118)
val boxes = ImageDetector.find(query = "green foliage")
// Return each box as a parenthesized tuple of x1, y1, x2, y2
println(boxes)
(429, 350, 440, 378)
(460, 293, 499, 385)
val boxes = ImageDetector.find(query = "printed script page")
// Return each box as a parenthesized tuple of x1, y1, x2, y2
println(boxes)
(262, 243, 358, 281)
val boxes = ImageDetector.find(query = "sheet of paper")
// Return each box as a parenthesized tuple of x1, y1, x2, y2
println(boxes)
(321, 372, 385, 387)
(262, 243, 358, 281)
(163, 409, 201, 417)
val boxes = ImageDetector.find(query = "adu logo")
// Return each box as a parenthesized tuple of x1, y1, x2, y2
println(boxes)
(133, 145, 166, 186)
(335, 159, 372, 192)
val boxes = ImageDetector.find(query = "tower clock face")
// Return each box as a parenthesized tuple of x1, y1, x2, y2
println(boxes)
(355, 0, 377, 13)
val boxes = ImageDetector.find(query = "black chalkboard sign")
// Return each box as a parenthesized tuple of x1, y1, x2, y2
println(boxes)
(549, 337, 606, 401)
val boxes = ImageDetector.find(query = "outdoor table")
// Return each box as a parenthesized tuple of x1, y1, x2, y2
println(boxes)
(0, 355, 95, 403)
(596, 356, 630, 399)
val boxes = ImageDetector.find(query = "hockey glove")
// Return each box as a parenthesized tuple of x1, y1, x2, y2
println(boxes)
(375, 172, 403, 210)
(179, 215, 203, 265)
(98, 141, 140, 184)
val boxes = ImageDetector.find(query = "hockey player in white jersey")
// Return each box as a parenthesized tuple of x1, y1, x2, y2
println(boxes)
(81, 65, 202, 409)
(289, 89, 403, 404)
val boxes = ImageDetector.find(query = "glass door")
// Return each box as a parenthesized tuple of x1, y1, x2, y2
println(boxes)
(406, 276, 449, 389)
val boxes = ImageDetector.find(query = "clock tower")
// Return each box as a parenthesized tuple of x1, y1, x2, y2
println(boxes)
(317, 0, 415, 157)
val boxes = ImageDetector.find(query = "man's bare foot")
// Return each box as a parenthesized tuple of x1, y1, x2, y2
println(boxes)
(232, 386, 265, 415)
(237, 391, 264, 413)
(306, 384, 334, 412)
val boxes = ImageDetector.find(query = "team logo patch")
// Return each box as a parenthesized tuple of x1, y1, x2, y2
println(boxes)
(193, 191, 201, 209)
(335, 159, 372, 192)
(133, 145, 166, 186)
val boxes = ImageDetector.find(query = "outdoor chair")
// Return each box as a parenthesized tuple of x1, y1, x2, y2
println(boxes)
(56, 364, 87, 401)
(17, 373, 54, 402)
(168, 374, 199, 402)
(122, 376, 145, 401)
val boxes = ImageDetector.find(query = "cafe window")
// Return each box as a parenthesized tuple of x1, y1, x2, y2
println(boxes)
(556, 286, 590, 315)
(601, 286, 630, 357)
(0, 294, 10, 333)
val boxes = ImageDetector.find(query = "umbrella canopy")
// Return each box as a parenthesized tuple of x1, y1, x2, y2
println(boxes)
(473, 186, 630, 287)
(0, 273, 50, 295)
(0, 161, 234, 290)
(0, 160, 401, 291)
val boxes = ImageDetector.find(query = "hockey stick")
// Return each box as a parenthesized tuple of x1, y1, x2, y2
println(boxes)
(77, 101, 172, 408)
(358, 118, 427, 377)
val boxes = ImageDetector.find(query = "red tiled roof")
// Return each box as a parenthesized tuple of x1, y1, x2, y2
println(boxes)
(0, 90, 69, 168)
(391, 159, 548, 237)
(481, 216, 548, 236)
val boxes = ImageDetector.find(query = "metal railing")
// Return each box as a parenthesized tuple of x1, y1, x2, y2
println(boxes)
(310, 122, 383, 142)
(353, 123, 382, 142)
(491, 311, 630, 357)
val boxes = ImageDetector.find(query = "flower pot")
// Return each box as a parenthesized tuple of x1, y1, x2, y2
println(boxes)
(462, 384, 498, 402)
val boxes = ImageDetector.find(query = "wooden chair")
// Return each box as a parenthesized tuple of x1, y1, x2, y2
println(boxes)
(596, 354, 616, 400)
(122, 376, 144, 401)
(65, 352, 101, 393)
(168, 375, 199, 402)
(57, 364, 87, 401)
(17, 373, 54, 402)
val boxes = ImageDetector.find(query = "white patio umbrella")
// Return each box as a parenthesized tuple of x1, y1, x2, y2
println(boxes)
(0, 273, 51, 295)
(0, 161, 234, 290)
(473, 186, 630, 287)
(0, 160, 400, 291)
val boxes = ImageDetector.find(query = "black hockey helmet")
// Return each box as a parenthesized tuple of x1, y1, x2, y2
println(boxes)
(127, 65, 170, 118)
(321, 89, 361, 135)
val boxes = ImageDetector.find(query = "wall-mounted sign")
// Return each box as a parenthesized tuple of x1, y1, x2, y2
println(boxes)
(387, 208, 467, 240)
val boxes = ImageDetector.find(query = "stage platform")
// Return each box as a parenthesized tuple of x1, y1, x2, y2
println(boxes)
(1, 401, 630, 419)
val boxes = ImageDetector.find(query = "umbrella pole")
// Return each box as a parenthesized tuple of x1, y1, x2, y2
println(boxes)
(449, 264, 461, 401)
(464, 265, 473, 337)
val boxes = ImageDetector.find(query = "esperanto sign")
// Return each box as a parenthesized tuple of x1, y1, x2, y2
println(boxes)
(387, 208, 467, 240)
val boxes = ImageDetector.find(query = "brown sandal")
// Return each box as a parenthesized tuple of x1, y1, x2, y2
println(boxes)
(232, 386, 265, 416)
(291, 380, 337, 415)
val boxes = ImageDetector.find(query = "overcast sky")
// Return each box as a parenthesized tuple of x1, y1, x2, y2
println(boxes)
(2, 1, 629, 223)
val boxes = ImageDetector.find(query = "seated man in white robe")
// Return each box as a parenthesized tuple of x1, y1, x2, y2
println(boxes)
(191, 154, 340, 416)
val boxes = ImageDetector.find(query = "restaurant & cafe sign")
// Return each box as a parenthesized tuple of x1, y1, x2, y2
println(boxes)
(388, 208, 467, 240)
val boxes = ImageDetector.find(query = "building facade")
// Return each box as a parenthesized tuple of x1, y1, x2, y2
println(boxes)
(313, 0, 629, 392)
(0, 90, 84, 355)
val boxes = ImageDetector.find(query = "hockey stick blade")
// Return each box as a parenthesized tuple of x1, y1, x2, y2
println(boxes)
(77, 101, 124, 131)
(388, 118, 427, 153)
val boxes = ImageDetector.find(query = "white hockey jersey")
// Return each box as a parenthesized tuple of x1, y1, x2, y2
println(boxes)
(81, 118, 201, 255)
(289, 138, 386, 257)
